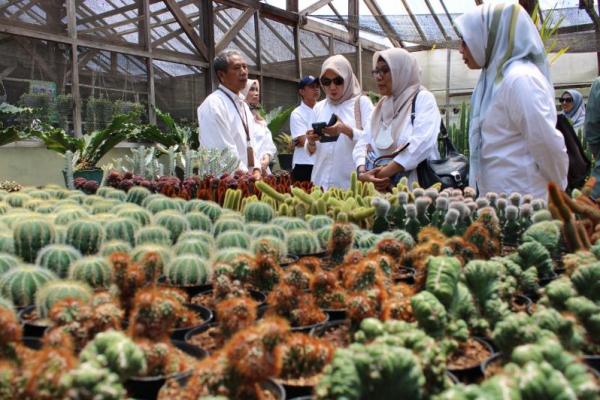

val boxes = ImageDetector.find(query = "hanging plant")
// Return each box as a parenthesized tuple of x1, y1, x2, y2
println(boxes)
(114, 100, 144, 123)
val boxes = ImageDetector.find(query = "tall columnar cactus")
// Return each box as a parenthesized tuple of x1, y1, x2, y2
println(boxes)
(371, 197, 390, 234)
(103, 217, 140, 247)
(411, 291, 448, 338)
(134, 225, 172, 246)
(117, 207, 152, 227)
(35, 280, 93, 318)
(13, 219, 56, 263)
(502, 205, 521, 246)
(68, 256, 112, 289)
(425, 256, 461, 309)
(404, 204, 420, 240)
(243, 202, 275, 223)
(252, 224, 287, 241)
(286, 229, 321, 256)
(440, 208, 459, 237)
(35, 244, 82, 278)
(165, 255, 210, 286)
(431, 197, 448, 228)
(0, 253, 19, 275)
(0, 265, 57, 307)
(145, 196, 182, 214)
(154, 210, 190, 244)
(174, 239, 211, 258)
(99, 240, 132, 257)
(125, 186, 152, 205)
(216, 230, 251, 250)
(185, 211, 213, 232)
(213, 218, 245, 237)
(66, 220, 105, 255)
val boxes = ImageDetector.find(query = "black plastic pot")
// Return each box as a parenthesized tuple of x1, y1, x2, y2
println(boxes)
(22, 336, 43, 350)
(393, 267, 416, 284)
(512, 294, 534, 315)
(170, 303, 213, 341)
(480, 352, 503, 378)
(288, 397, 313, 400)
(278, 154, 293, 171)
(62, 168, 104, 188)
(262, 379, 286, 400)
(279, 379, 314, 399)
(18, 305, 49, 338)
(448, 337, 495, 384)
(539, 271, 559, 287)
(584, 354, 600, 374)
(323, 308, 346, 322)
(296, 251, 327, 259)
(291, 313, 329, 333)
(280, 255, 299, 268)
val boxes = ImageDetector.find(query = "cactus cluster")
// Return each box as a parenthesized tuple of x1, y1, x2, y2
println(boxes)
(13, 219, 56, 263)
(165, 255, 210, 287)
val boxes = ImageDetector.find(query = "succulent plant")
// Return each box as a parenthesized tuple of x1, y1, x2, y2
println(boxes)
(216, 230, 251, 250)
(134, 225, 172, 246)
(165, 255, 210, 286)
(251, 236, 287, 260)
(185, 211, 213, 232)
(116, 206, 152, 227)
(286, 229, 321, 256)
(35, 280, 93, 318)
(54, 208, 90, 226)
(99, 240, 132, 257)
(174, 239, 211, 258)
(154, 210, 190, 244)
(252, 224, 287, 241)
(66, 220, 104, 255)
(0, 232, 14, 254)
(327, 223, 354, 265)
(68, 256, 112, 289)
(272, 216, 310, 232)
(59, 361, 128, 399)
(213, 247, 254, 264)
(212, 217, 245, 238)
(371, 197, 391, 234)
(13, 219, 56, 263)
(0, 265, 57, 307)
(502, 205, 521, 246)
(125, 186, 152, 205)
(308, 215, 334, 231)
(186, 200, 222, 222)
(178, 230, 215, 246)
(0, 253, 19, 275)
(145, 196, 182, 214)
(216, 296, 258, 337)
(243, 201, 275, 223)
(102, 217, 140, 247)
(522, 220, 562, 254)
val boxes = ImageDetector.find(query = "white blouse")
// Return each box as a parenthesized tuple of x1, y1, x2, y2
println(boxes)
(308, 96, 374, 190)
(251, 119, 277, 169)
(353, 90, 440, 186)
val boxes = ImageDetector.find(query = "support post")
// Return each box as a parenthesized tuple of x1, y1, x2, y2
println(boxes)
(201, 0, 216, 93)
(142, 0, 156, 124)
(445, 47, 451, 128)
(66, 0, 82, 137)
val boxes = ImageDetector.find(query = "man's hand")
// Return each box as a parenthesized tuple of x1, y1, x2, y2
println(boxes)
(358, 167, 391, 192)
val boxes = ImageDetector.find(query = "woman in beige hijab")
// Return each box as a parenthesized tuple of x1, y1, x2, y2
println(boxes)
(241, 79, 276, 174)
(354, 48, 440, 190)
(306, 55, 374, 190)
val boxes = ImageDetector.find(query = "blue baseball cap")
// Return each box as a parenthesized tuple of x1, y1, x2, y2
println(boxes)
(298, 75, 319, 89)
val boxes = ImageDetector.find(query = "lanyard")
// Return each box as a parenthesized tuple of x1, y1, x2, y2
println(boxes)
(218, 88, 250, 142)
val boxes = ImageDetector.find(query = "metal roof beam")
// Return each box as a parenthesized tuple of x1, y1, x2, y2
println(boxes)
(424, 0, 449, 41)
(400, 0, 427, 43)
(300, 0, 334, 16)
(215, 6, 254, 53)
(362, 0, 404, 48)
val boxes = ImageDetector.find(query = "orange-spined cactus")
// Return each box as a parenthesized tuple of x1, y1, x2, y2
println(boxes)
(282, 264, 313, 291)
(216, 296, 258, 338)
(250, 255, 282, 292)
(128, 288, 182, 340)
(275, 333, 334, 380)
(109, 252, 146, 318)
(310, 270, 347, 309)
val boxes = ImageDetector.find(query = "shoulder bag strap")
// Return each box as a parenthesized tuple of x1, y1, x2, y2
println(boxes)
(354, 96, 363, 130)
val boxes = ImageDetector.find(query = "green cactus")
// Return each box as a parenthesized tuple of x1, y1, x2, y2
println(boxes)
(145, 196, 182, 214)
(355, 230, 378, 253)
(411, 291, 448, 338)
(60, 361, 128, 400)
(174, 239, 211, 258)
(0, 232, 15, 254)
(243, 201, 274, 223)
(66, 220, 105, 255)
(431, 197, 448, 229)
(425, 256, 461, 309)
(272, 216, 310, 231)
(515, 241, 554, 280)
(134, 225, 172, 246)
(252, 224, 287, 241)
(99, 240, 132, 257)
(566, 296, 600, 338)
(103, 217, 140, 247)
(463, 260, 511, 327)
(308, 215, 333, 231)
(165, 255, 210, 286)
(54, 208, 90, 226)
(35, 243, 82, 278)
(571, 262, 600, 302)
(0, 265, 57, 306)
(286, 229, 321, 256)
(328, 223, 354, 264)
(68, 256, 112, 289)
(185, 211, 213, 232)
(317, 226, 332, 250)
(492, 313, 543, 357)
(404, 204, 420, 239)
(178, 230, 215, 247)
(216, 230, 251, 250)
(0, 253, 19, 275)
(213, 218, 245, 237)
(251, 236, 287, 260)
(501, 205, 521, 246)
(13, 219, 56, 263)
(79, 330, 146, 380)
(540, 278, 576, 311)
(131, 244, 173, 274)
(415, 197, 431, 226)
(35, 279, 93, 318)
(530, 308, 584, 351)
(255, 180, 288, 203)
(188, 200, 222, 222)
(522, 220, 561, 253)
(213, 248, 254, 264)
(125, 186, 152, 205)
(5, 192, 30, 208)
(154, 210, 190, 244)
(117, 206, 152, 227)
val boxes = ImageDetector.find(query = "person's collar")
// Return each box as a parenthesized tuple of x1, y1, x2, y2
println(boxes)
(219, 84, 242, 101)
(301, 99, 316, 109)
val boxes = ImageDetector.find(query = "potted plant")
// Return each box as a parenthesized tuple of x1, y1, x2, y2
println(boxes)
(261, 105, 293, 171)
(274, 132, 293, 171)
(0, 103, 34, 146)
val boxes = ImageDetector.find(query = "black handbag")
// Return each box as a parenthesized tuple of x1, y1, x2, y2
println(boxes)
(411, 91, 469, 189)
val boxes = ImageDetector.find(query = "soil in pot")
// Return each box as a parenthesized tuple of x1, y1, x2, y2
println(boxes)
(170, 304, 213, 341)
(18, 306, 50, 338)
(481, 352, 503, 379)
(447, 337, 494, 384)
(185, 322, 224, 354)
(510, 294, 534, 315)
(310, 320, 352, 349)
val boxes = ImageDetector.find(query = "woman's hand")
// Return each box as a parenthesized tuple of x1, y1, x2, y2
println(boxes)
(323, 120, 353, 139)
(358, 167, 391, 192)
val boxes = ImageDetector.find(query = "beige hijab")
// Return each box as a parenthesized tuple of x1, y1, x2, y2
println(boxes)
(241, 79, 265, 124)
(370, 48, 421, 151)
(320, 55, 362, 105)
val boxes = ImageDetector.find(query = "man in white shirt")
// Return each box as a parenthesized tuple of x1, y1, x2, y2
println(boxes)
(197, 49, 259, 173)
(289, 76, 319, 182)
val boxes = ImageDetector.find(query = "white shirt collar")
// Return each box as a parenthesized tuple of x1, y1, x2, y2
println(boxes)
(300, 100, 315, 111)
(218, 84, 243, 103)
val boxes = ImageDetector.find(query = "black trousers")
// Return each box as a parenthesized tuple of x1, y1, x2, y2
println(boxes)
(292, 164, 313, 183)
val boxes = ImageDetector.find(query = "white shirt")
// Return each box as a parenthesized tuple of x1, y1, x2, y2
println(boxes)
(476, 61, 568, 199)
(197, 84, 259, 172)
(251, 118, 277, 171)
(308, 96, 374, 190)
(353, 90, 440, 186)
(290, 101, 317, 167)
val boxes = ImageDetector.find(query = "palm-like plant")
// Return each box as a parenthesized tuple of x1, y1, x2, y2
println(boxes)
(531, 5, 569, 63)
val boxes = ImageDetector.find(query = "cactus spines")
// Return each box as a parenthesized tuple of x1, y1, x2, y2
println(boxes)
(178, 230, 215, 247)
(174, 239, 211, 258)
(131, 244, 173, 274)
(216, 230, 251, 250)
(404, 204, 420, 239)
(252, 224, 287, 241)
(13, 219, 56, 263)
(256, 180, 287, 203)
(213, 218, 245, 237)
(154, 210, 190, 244)
(99, 240, 132, 257)
(0, 232, 14, 254)
(0, 265, 57, 307)
(66, 220, 104, 255)
(145, 196, 182, 214)
(431, 197, 448, 228)
(54, 208, 90, 226)
(102, 217, 140, 247)
(134, 225, 172, 246)
(165, 255, 210, 286)
(68, 256, 112, 289)
(0, 253, 19, 275)
(272, 216, 310, 232)
(502, 205, 521, 247)
(35, 244, 82, 278)
(35, 280, 93, 318)
(441, 208, 459, 237)
(80, 330, 146, 380)
(371, 197, 391, 234)
(185, 211, 213, 232)
(125, 186, 152, 205)
(286, 229, 322, 257)
(327, 223, 354, 265)
(216, 296, 258, 338)
(252, 236, 287, 261)
(243, 202, 275, 223)
(188, 200, 222, 222)
(117, 207, 152, 227)
(308, 215, 334, 231)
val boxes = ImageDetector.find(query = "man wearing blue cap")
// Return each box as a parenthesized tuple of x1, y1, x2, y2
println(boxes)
(289, 75, 320, 182)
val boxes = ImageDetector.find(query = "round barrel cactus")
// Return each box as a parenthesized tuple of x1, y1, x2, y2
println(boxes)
(185, 200, 222, 222)
(251, 236, 287, 260)
(244, 223, 262, 236)
(5, 192, 31, 208)
(99, 240, 132, 257)
(308, 215, 334, 231)
(35, 280, 93, 318)
(104, 189, 127, 202)
(178, 231, 215, 247)
(154, 211, 189, 244)
(66, 220, 104, 255)
(216, 230, 251, 250)
(286, 229, 321, 256)
(317, 226, 332, 250)
(0, 265, 57, 307)
(27, 190, 51, 200)
(13, 219, 56, 262)
(0, 202, 9, 215)
(91, 200, 118, 215)
(134, 225, 172, 246)
(103, 217, 141, 246)
(0, 253, 19, 275)
(117, 207, 152, 227)
(54, 225, 68, 244)
(252, 224, 287, 241)
(173, 239, 211, 258)
(272, 217, 310, 232)
(213, 248, 253, 264)
(131, 244, 173, 272)
(165, 255, 210, 286)
(69, 256, 112, 289)
(243, 202, 275, 223)
(55, 208, 89, 227)
(35, 244, 82, 278)
(125, 186, 151, 205)
(35, 204, 56, 214)
(185, 212, 213, 232)
(213, 218, 245, 237)
(145, 197, 182, 214)
(24, 199, 44, 211)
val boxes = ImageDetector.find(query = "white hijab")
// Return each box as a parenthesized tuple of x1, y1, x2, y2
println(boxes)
(456, 3, 551, 188)
(241, 79, 265, 125)
(320, 55, 362, 105)
(370, 48, 422, 150)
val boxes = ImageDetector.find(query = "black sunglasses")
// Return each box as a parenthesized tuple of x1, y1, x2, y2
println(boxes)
(558, 97, 573, 103)
(321, 76, 344, 87)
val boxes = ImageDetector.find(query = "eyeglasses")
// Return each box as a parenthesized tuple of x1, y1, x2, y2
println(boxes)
(559, 97, 573, 103)
(371, 66, 390, 77)
(321, 76, 344, 87)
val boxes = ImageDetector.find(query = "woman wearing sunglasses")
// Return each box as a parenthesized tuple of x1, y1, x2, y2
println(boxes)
(456, 2, 568, 199)
(353, 48, 440, 191)
(306, 55, 374, 190)
(559, 90, 586, 130)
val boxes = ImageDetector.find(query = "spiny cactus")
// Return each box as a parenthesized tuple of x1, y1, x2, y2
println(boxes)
(174, 238, 211, 258)
(154, 210, 190, 244)
(68, 256, 112, 289)
(35, 280, 93, 318)
(99, 240, 132, 257)
(286, 229, 321, 256)
(145, 196, 182, 214)
(252, 224, 287, 241)
(308, 215, 334, 231)
(124, 186, 151, 205)
(13, 219, 56, 263)
(514, 240, 554, 280)
(185, 211, 213, 232)
(178, 230, 215, 247)
(404, 204, 420, 239)
(213, 247, 254, 264)
(0, 253, 19, 275)
(103, 217, 140, 247)
(213, 218, 245, 237)
(187, 200, 222, 222)
(0, 264, 57, 307)
(251, 236, 287, 261)
(502, 205, 521, 246)
(492, 312, 543, 357)
(243, 201, 275, 223)
(327, 223, 354, 265)
(571, 262, 600, 302)
(35, 244, 82, 278)
(0, 232, 14, 254)
(116, 207, 152, 227)
(134, 225, 171, 247)
(165, 255, 210, 286)
(371, 197, 390, 234)
(522, 220, 561, 254)
(272, 216, 310, 231)
(216, 230, 251, 250)
(276, 333, 334, 381)
(54, 208, 90, 226)
(59, 361, 128, 399)
(66, 220, 104, 255)
(216, 296, 258, 338)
